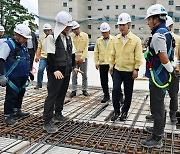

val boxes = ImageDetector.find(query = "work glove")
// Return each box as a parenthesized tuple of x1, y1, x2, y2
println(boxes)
(0, 75, 7, 87)
(29, 72, 34, 81)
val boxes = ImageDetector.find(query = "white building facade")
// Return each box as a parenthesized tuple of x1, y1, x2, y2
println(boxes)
(38, 0, 180, 43)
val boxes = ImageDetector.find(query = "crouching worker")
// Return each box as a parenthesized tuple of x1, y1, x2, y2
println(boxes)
(0, 24, 33, 125)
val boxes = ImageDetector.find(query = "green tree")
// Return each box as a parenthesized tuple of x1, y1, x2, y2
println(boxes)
(0, 0, 38, 36)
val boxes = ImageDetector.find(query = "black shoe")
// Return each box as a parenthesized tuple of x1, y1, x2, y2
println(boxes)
(82, 90, 89, 96)
(70, 91, 76, 98)
(120, 112, 127, 121)
(111, 113, 120, 121)
(101, 97, 110, 103)
(53, 114, 68, 122)
(34, 84, 42, 89)
(43, 121, 58, 133)
(145, 126, 153, 133)
(146, 114, 154, 121)
(169, 111, 177, 123)
(4, 116, 16, 125)
(141, 135, 163, 148)
(14, 111, 30, 118)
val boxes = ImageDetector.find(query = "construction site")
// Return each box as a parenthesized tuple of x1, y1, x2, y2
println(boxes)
(0, 80, 180, 153)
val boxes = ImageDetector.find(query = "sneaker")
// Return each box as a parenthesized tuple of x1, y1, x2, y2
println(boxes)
(101, 96, 110, 103)
(43, 121, 58, 133)
(82, 90, 89, 96)
(141, 135, 163, 148)
(145, 126, 153, 133)
(14, 111, 30, 118)
(53, 114, 68, 122)
(34, 84, 42, 89)
(4, 116, 16, 125)
(111, 113, 120, 121)
(169, 111, 177, 124)
(70, 91, 76, 98)
(120, 112, 127, 121)
(145, 114, 154, 121)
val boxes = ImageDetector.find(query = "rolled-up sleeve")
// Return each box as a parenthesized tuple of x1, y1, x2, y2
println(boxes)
(0, 43, 11, 60)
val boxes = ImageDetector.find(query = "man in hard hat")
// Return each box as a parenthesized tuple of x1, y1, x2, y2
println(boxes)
(23, 20, 38, 71)
(146, 16, 180, 124)
(0, 24, 32, 125)
(141, 4, 175, 148)
(109, 13, 143, 121)
(69, 21, 89, 97)
(94, 22, 123, 103)
(34, 23, 52, 89)
(42, 11, 80, 133)
(0, 25, 8, 46)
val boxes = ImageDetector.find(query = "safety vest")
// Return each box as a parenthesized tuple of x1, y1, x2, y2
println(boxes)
(145, 24, 175, 89)
(5, 38, 30, 78)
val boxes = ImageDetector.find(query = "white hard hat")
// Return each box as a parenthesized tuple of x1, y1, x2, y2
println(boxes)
(72, 21, 80, 30)
(100, 22, 110, 32)
(117, 13, 131, 25)
(43, 23, 52, 30)
(145, 4, 167, 19)
(14, 24, 32, 39)
(0, 25, 5, 31)
(54, 11, 73, 39)
(166, 15, 174, 27)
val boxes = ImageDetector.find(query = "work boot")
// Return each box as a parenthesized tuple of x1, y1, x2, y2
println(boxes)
(34, 84, 42, 89)
(4, 115, 16, 125)
(70, 91, 76, 98)
(141, 135, 163, 148)
(169, 111, 177, 124)
(111, 112, 120, 121)
(14, 110, 30, 118)
(43, 121, 58, 133)
(101, 96, 110, 103)
(82, 90, 89, 96)
(145, 114, 154, 121)
(53, 113, 68, 122)
(145, 126, 153, 133)
(120, 112, 128, 121)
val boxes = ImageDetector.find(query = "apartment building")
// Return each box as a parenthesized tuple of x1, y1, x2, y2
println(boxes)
(38, 0, 180, 43)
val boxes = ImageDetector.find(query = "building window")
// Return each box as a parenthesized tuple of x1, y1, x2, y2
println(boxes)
(88, 6, 91, 10)
(63, 2, 67, 7)
(175, 18, 179, 22)
(88, 25, 91, 29)
(69, 8, 72, 12)
(169, 1, 174, 5)
(69, 0, 72, 1)
(123, 5, 126, 9)
(115, 5, 118, 9)
(132, 25, 135, 29)
(98, 0, 102, 1)
(88, 15, 91, 18)
(132, 5, 135, 9)
(131, 15, 135, 20)
(88, 0, 91, 1)
(98, 8, 103, 11)
(174, 29, 179, 34)
(140, 7, 145, 10)
(176, 6, 180, 11)
(115, 25, 118, 29)
(107, 5, 110, 9)
(168, 12, 173, 17)
(88, 34, 91, 39)
(115, 15, 118, 19)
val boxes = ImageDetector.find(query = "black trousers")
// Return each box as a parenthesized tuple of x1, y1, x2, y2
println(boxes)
(28, 48, 35, 71)
(43, 71, 70, 122)
(150, 82, 165, 137)
(112, 69, 134, 114)
(4, 77, 28, 115)
(168, 75, 179, 112)
(99, 65, 123, 98)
